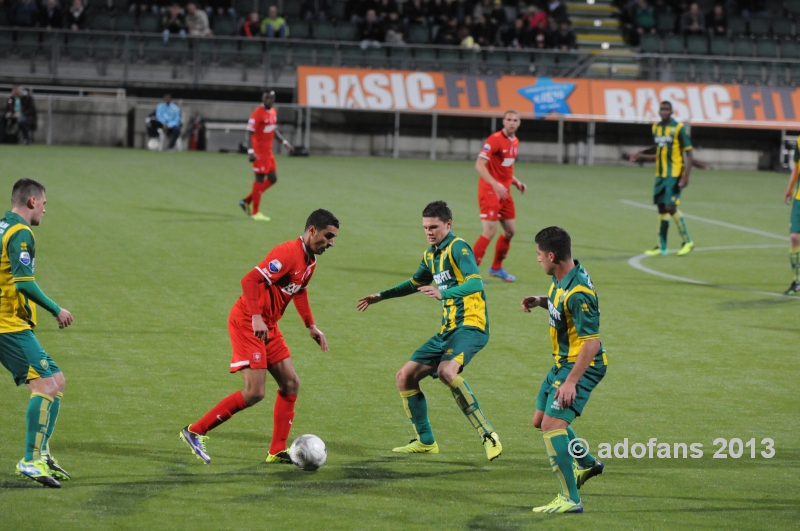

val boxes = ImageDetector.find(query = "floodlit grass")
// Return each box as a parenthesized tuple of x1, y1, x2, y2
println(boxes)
(0, 146, 798, 530)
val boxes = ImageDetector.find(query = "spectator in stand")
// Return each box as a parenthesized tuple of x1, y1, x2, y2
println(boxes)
(346, 0, 375, 24)
(10, 0, 38, 27)
(547, 0, 569, 26)
(404, 0, 427, 26)
(185, 2, 211, 36)
(706, 3, 726, 36)
(359, 8, 384, 46)
(241, 11, 260, 37)
(383, 10, 404, 43)
(473, 0, 490, 19)
(160, 3, 187, 39)
(634, 0, 657, 35)
(552, 20, 577, 49)
(532, 18, 552, 48)
(525, 4, 546, 29)
(449, 0, 471, 24)
(741, 0, 769, 20)
(377, 0, 397, 20)
(472, 14, 495, 47)
(151, 94, 181, 150)
(39, 0, 62, 29)
(458, 23, 479, 49)
(680, 2, 704, 34)
(205, 0, 235, 23)
(65, 0, 86, 30)
(301, 0, 331, 21)
(4, 85, 36, 145)
(502, 17, 530, 49)
(436, 16, 459, 44)
(427, 0, 449, 27)
(261, 5, 287, 37)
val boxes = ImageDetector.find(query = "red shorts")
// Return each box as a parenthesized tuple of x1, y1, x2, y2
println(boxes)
(228, 311, 290, 373)
(478, 186, 515, 221)
(252, 151, 276, 175)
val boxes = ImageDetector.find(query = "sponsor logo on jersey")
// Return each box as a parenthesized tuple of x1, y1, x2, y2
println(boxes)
(40, 359, 49, 370)
(483, 143, 491, 152)
(655, 135, 674, 146)
(550, 399, 561, 411)
(281, 283, 303, 296)
(433, 270, 452, 285)
(268, 259, 282, 273)
(501, 157, 515, 167)
(548, 300, 562, 321)
(19, 251, 31, 266)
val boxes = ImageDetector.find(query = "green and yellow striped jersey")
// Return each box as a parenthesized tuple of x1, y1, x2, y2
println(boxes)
(410, 232, 489, 334)
(652, 118, 692, 178)
(0, 211, 38, 333)
(546, 261, 606, 368)
(793, 138, 800, 200)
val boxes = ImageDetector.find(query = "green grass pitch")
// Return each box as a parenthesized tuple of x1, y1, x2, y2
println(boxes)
(0, 145, 798, 530)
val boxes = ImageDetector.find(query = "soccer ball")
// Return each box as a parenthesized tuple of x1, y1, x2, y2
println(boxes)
(147, 138, 160, 151)
(289, 434, 327, 471)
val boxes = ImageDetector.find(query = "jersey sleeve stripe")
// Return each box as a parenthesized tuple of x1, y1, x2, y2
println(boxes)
(464, 274, 481, 281)
(255, 267, 273, 284)
(11, 276, 35, 283)
(577, 334, 600, 340)
(478, 153, 491, 160)
(409, 278, 422, 286)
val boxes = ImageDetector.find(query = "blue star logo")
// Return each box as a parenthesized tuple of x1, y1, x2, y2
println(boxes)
(517, 78, 576, 118)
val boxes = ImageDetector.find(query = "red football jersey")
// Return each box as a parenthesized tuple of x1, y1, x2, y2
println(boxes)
(247, 105, 278, 153)
(478, 129, 519, 189)
(235, 238, 316, 327)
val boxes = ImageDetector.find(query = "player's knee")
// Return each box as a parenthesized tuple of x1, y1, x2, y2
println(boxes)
(243, 388, 265, 405)
(503, 228, 515, 239)
(437, 367, 458, 386)
(532, 417, 541, 430)
(791, 233, 800, 247)
(395, 369, 408, 389)
(267, 173, 277, 184)
(282, 375, 300, 395)
(255, 173, 265, 183)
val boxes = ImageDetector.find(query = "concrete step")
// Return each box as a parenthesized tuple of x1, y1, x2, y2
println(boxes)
(572, 16, 620, 33)
(566, 1, 616, 17)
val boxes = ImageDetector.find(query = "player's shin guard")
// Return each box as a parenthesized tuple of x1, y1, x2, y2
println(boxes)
(400, 389, 435, 444)
(658, 214, 670, 249)
(448, 375, 494, 437)
(791, 247, 800, 281)
(543, 429, 580, 503)
(671, 210, 691, 244)
(251, 180, 273, 215)
(473, 235, 491, 266)
(190, 391, 247, 435)
(491, 234, 512, 271)
(269, 390, 297, 454)
(25, 393, 52, 461)
(566, 426, 594, 469)
(41, 391, 62, 455)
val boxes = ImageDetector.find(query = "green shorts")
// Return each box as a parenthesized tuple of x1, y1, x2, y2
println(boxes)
(653, 176, 682, 206)
(410, 327, 489, 368)
(791, 197, 800, 234)
(536, 363, 606, 423)
(0, 330, 60, 386)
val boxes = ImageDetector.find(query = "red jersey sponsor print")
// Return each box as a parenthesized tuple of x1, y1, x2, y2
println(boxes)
(478, 129, 518, 189)
(235, 238, 316, 327)
(247, 105, 278, 153)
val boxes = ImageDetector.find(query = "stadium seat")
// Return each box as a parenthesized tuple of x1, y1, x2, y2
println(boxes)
(0, 8, 8, 26)
(728, 17, 747, 37)
(233, 0, 255, 16)
(193, 38, 214, 65)
(0, 29, 13, 57)
(773, 19, 794, 39)
(789, 63, 800, 84)
(16, 31, 40, 58)
(533, 53, 557, 76)
(110, 0, 128, 12)
(757, 39, 778, 58)
(93, 35, 117, 60)
(781, 39, 800, 58)
(413, 47, 437, 70)
(741, 62, 764, 84)
(115, 13, 137, 32)
(212, 16, 238, 36)
(41, 31, 66, 57)
(717, 61, 739, 83)
(364, 46, 387, 67)
(141, 36, 165, 63)
(557, 52, 579, 70)
(685, 34, 707, 54)
(339, 45, 362, 66)
(508, 51, 531, 75)
(639, 33, 661, 53)
(288, 20, 311, 39)
(313, 20, 334, 40)
(788, 0, 800, 17)
(664, 34, 685, 54)
(387, 45, 410, 68)
(766, 0, 784, 17)
(671, 58, 693, 81)
(315, 45, 335, 65)
(733, 37, 755, 57)
(66, 33, 91, 60)
(138, 13, 160, 33)
(257, 0, 278, 17)
(694, 59, 714, 81)
(407, 25, 429, 44)
(282, 1, 301, 19)
(266, 40, 288, 66)
(289, 41, 312, 65)
(240, 39, 263, 66)
(656, 13, 676, 34)
(89, 13, 114, 31)
(483, 50, 506, 75)
(709, 36, 730, 55)
(332, 1, 346, 20)
(215, 38, 239, 63)
(749, 18, 771, 37)
(336, 22, 358, 41)
(439, 48, 461, 71)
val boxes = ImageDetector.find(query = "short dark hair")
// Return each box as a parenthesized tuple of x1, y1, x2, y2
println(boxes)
(305, 209, 339, 231)
(535, 226, 572, 262)
(661, 100, 672, 110)
(503, 109, 519, 119)
(11, 178, 45, 206)
(422, 200, 452, 222)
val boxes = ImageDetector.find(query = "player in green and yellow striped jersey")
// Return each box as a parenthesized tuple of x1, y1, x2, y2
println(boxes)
(782, 137, 800, 295)
(357, 201, 502, 461)
(630, 101, 695, 257)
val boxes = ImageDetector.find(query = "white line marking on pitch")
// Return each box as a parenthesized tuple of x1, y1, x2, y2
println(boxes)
(628, 245, 793, 298)
(620, 200, 789, 241)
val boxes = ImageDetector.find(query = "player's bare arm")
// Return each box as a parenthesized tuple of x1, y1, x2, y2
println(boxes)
(521, 295, 548, 312)
(512, 176, 527, 193)
(629, 146, 657, 162)
(679, 150, 693, 189)
(554, 338, 600, 409)
(356, 293, 382, 311)
(247, 131, 258, 162)
(308, 325, 328, 351)
(785, 166, 799, 204)
(274, 129, 294, 154)
(418, 285, 442, 300)
(476, 156, 509, 200)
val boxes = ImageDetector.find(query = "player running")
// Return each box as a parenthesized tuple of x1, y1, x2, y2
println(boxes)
(357, 201, 502, 461)
(180, 209, 338, 464)
(783, 136, 800, 295)
(0, 179, 74, 488)
(630, 101, 695, 257)
(238, 90, 294, 222)
(472, 110, 527, 282)
(522, 226, 607, 514)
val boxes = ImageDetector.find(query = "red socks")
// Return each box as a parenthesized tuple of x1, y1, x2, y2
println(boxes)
(250, 180, 273, 214)
(190, 391, 247, 435)
(491, 234, 512, 270)
(473, 235, 491, 266)
(269, 390, 297, 454)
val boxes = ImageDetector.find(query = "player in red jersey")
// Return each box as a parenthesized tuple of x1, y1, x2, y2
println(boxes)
(180, 209, 339, 465)
(472, 110, 527, 282)
(239, 91, 294, 222)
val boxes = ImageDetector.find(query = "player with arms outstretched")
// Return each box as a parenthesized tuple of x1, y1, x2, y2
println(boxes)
(473, 110, 527, 282)
(357, 201, 502, 461)
(180, 209, 338, 464)
(238, 90, 294, 222)
(783, 137, 800, 295)
(522, 226, 607, 514)
(630, 101, 694, 256)
(0, 179, 74, 488)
